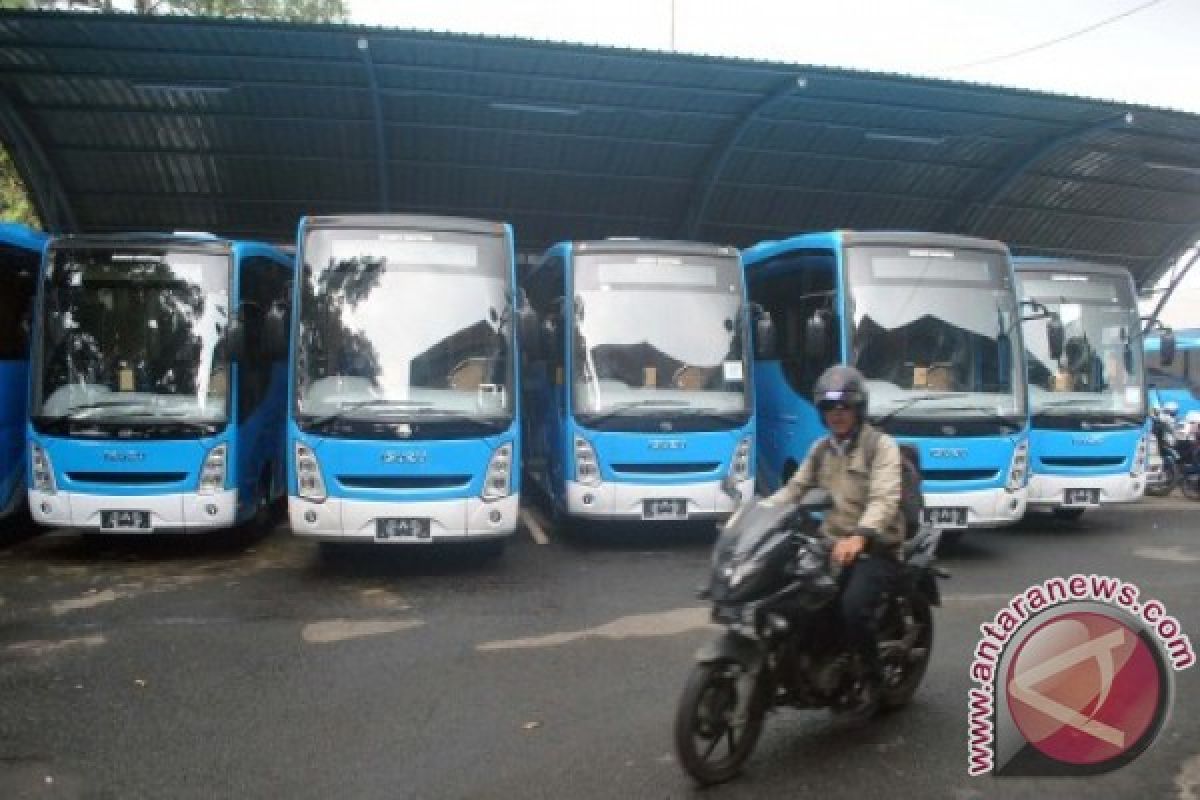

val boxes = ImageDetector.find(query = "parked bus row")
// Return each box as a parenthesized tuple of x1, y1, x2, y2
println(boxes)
(0, 216, 1170, 555)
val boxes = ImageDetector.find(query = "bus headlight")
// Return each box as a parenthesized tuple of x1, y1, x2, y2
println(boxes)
(730, 436, 752, 483)
(575, 436, 601, 487)
(1132, 435, 1147, 477)
(295, 442, 326, 502)
(482, 443, 513, 500)
(197, 444, 227, 495)
(1007, 439, 1029, 492)
(31, 443, 56, 494)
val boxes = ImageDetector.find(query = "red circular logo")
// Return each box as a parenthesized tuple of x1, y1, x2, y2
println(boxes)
(1006, 611, 1163, 766)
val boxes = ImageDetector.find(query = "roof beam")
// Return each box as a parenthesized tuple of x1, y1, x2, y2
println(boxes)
(678, 76, 802, 239)
(943, 113, 1134, 234)
(0, 88, 76, 232)
(356, 36, 389, 213)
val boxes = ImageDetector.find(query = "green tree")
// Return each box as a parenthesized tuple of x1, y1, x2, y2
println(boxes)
(0, 146, 39, 228)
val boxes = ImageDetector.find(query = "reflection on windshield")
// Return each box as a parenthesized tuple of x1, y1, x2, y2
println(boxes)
(1020, 272, 1143, 416)
(571, 253, 749, 415)
(847, 246, 1024, 419)
(296, 229, 514, 420)
(34, 249, 230, 422)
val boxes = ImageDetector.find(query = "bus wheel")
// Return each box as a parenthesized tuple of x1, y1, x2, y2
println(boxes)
(1052, 508, 1086, 521)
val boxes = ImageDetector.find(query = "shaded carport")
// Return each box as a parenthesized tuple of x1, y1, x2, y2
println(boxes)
(1, 9, 1198, 297)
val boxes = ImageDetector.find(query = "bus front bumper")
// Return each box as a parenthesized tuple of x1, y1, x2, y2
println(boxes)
(922, 487, 1026, 529)
(564, 479, 753, 520)
(288, 494, 518, 542)
(1026, 472, 1145, 512)
(28, 489, 239, 532)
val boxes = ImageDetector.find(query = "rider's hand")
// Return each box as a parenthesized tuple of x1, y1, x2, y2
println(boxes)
(832, 534, 866, 566)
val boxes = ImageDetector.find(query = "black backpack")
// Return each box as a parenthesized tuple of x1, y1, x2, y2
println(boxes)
(814, 428, 925, 538)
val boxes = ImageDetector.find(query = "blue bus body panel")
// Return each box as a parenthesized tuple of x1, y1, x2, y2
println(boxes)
(0, 224, 46, 516)
(289, 426, 517, 504)
(34, 434, 226, 497)
(0, 361, 30, 511)
(897, 434, 1016, 494)
(1146, 328, 1200, 416)
(1029, 427, 1139, 476)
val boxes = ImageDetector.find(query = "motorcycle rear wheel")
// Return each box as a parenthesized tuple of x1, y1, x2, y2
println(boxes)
(880, 593, 934, 710)
(673, 660, 765, 786)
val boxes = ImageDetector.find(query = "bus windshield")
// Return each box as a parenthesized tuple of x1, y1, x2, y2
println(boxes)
(571, 251, 749, 418)
(846, 245, 1026, 421)
(1020, 271, 1144, 417)
(33, 248, 231, 424)
(295, 228, 514, 423)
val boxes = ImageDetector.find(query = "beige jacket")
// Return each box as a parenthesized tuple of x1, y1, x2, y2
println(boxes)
(768, 423, 905, 558)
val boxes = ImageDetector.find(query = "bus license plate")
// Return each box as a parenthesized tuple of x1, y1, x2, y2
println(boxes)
(1063, 488, 1100, 507)
(376, 518, 432, 542)
(101, 510, 152, 531)
(922, 507, 967, 528)
(643, 499, 688, 520)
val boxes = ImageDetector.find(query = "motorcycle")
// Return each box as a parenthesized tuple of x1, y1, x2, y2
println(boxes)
(1146, 407, 1180, 497)
(673, 490, 945, 786)
(1147, 407, 1200, 500)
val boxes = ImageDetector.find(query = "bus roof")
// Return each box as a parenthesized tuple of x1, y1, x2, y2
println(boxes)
(743, 230, 1011, 266)
(300, 214, 508, 237)
(0, 223, 48, 252)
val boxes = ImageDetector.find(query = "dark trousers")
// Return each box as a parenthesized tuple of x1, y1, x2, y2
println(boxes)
(838, 554, 898, 679)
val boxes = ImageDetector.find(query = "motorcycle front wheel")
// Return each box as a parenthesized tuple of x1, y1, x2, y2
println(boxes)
(1145, 461, 1177, 497)
(673, 659, 766, 786)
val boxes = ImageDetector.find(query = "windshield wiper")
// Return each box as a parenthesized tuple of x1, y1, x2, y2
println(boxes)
(872, 393, 968, 427)
(97, 413, 222, 434)
(302, 399, 433, 428)
(675, 407, 750, 424)
(579, 399, 691, 426)
(1037, 398, 1108, 409)
(926, 406, 1022, 431)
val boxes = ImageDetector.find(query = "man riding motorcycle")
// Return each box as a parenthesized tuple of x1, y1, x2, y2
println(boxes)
(766, 365, 904, 720)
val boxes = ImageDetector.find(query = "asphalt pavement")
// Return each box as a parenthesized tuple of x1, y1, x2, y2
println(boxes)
(1, 498, 1198, 800)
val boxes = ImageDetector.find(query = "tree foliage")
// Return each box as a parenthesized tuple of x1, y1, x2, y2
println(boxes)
(0, 146, 39, 228)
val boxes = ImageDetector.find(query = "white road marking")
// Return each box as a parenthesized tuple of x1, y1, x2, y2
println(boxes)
(520, 508, 550, 545)
(5, 634, 107, 657)
(1177, 753, 1200, 800)
(478, 606, 712, 651)
(1135, 546, 1200, 564)
(51, 589, 123, 615)
(302, 618, 424, 644)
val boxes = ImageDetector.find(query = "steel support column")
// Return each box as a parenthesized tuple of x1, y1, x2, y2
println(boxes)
(678, 76, 804, 240)
(357, 37, 390, 213)
(0, 89, 76, 232)
(941, 113, 1133, 235)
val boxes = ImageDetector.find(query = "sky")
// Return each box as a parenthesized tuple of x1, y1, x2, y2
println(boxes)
(348, 0, 1200, 317)
(348, 0, 1200, 113)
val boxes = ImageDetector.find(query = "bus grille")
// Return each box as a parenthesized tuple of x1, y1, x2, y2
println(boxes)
(1040, 456, 1125, 468)
(67, 472, 187, 484)
(610, 462, 721, 475)
(920, 469, 999, 482)
(338, 475, 472, 490)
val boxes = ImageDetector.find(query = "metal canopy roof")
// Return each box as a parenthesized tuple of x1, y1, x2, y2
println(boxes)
(1, 11, 1199, 288)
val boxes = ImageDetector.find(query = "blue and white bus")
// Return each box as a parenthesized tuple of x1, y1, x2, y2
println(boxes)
(521, 239, 755, 526)
(28, 233, 293, 534)
(287, 215, 528, 553)
(743, 231, 1029, 532)
(0, 224, 47, 521)
(1015, 258, 1148, 518)
(1146, 328, 1200, 417)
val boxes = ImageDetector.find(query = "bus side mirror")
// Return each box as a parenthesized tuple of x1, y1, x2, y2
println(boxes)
(518, 299, 540, 360)
(753, 306, 776, 360)
(264, 305, 288, 360)
(541, 314, 561, 361)
(805, 310, 831, 361)
(1160, 329, 1176, 366)
(1047, 315, 1064, 361)
(226, 317, 245, 362)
